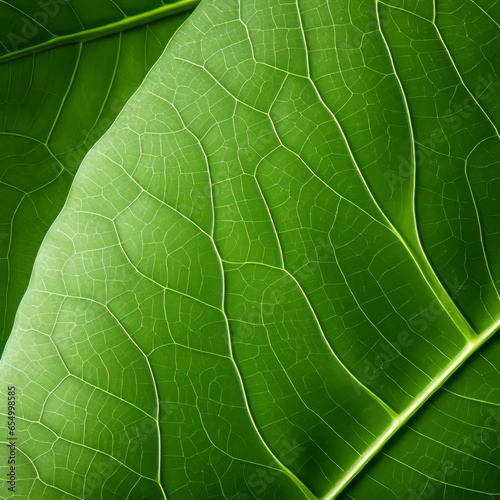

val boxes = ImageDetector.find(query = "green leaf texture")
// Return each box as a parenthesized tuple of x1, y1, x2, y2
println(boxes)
(0, 0, 199, 348)
(1, 0, 499, 498)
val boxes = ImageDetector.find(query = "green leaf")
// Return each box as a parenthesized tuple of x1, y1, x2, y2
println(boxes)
(1, 0, 499, 499)
(0, 0, 199, 349)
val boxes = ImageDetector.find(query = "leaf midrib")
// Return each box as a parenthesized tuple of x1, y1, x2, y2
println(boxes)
(0, 0, 201, 64)
(324, 318, 500, 499)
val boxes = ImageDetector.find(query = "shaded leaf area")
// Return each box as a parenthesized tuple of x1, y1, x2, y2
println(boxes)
(0, 0, 499, 499)
(0, 0, 197, 348)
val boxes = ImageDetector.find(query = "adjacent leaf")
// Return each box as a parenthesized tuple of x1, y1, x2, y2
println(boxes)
(1, 0, 499, 499)
(0, 0, 199, 349)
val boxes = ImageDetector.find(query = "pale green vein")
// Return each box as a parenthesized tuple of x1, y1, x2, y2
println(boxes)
(470, 0, 500, 29)
(384, 452, 499, 495)
(442, 388, 499, 406)
(9, 415, 158, 483)
(433, 21, 500, 139)
(206, 167, 317, 500)
(293, 4, 477, 345)
(14, 447, 84, 500)
(0, 0, 55, 37)
(464, 139, 500, 302)
(80, 33, 122, 147)
(45, 43, 82, 144)
(377, 0, 432, 24)
(408, 426, 500, 469)
(221, 258, 399, 417)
